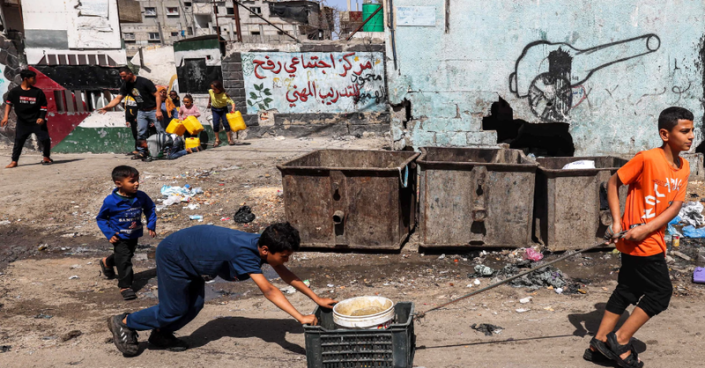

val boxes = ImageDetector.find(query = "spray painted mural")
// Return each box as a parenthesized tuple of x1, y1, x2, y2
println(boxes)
(241, 52, 386, 114)
(509, 34, 661, 122)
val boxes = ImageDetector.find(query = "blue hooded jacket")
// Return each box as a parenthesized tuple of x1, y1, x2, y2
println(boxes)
(96, 188, 157, 240)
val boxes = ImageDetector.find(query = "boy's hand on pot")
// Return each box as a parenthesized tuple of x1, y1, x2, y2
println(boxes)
(299, 314, 318, 326)
(315, 297, 338, 309)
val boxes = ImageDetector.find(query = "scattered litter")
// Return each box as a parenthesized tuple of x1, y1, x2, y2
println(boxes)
(34, 313, 53, 319)
(562, 160, 595, 170)
(68, 275, 79, 280)
(666, 255, 675, 264)
(471, 323, 503, 336)
(555, 288, 564, 294)
(0, 345, 10, 353)
(61, 330, 82, 342)
(220, 217, 231, 221)
(673, 251, 692, 261)
(509, 266, 566, 290)
(185, 203, 200, 210)
(60, 247, 71, 251)
(519, 297, 532, 304)
(543, 306, 554, 312)
(682, 226, 705, 238)
(303, 280, 311, 287)
(38, 244, 48, 251)
(473, 265, 495, 277)
(274, 136, 286, 140)
(515, 308, 530, 313)
(438, 254, 446, 260)
(233, 206, 256, 223)
(280, 286, 296, 294)
(523, 248, 544, 261)
(189, 215, 203, 222)
(0, 220, 10, 226)
(473, 279, 481, 286)
(678, 202, 705, 227)
(327, 284, 335, 288)
(70, 264, 81, 269)
(466, 284, 473, 288)
(694, 267, 705, 284)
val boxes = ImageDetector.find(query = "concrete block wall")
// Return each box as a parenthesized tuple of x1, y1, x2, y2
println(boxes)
(221, 42, 390, 139)
(387, 0, 705, 155)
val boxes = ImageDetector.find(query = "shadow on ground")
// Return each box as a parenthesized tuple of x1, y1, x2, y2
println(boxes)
(183, 317, 306, 354)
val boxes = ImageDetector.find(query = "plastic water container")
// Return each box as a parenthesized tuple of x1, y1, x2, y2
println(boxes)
(185, 137, 200, 150)
(226, 111, 247, 132)
(166, 119, 186, 136)
(182, 116, 204, 135)
(333, 296, 395, 329)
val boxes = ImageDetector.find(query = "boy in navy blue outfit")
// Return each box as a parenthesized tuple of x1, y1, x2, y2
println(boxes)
(96, 166, 157, 300)
(107, 223, 337, 356)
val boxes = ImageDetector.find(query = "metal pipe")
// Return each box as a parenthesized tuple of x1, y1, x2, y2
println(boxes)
(346, 4, 383, 41)
(233, 0, 299, 43)
(232, 0, 242, 42)
(333, 210, 344, 224)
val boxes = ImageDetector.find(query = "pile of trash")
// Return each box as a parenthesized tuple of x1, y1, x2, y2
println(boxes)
(157, 185, 204, 211)
(669, 201, 705, 238)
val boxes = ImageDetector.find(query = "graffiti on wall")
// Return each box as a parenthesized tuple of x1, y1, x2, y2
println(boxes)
(509, 34, 661, 122)
(242, 52, 386, 114)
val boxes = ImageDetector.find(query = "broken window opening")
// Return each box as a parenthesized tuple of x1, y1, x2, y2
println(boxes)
(391, 99, 412, 130)
(482, 97, 575, 157)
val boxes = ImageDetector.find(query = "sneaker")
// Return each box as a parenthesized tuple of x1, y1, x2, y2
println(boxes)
(107, 313, 139, 356)
(148, 330, 188, 352)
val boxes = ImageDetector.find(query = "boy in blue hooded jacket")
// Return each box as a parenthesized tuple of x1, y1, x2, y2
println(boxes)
(96, 165, 157, 300)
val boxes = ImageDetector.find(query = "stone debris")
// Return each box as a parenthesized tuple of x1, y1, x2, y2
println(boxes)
(471, 323, 504, 336)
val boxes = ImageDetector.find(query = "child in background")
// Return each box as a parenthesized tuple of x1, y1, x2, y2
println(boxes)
(96, 166, 157, 301)
(170, 90, 181, 109)
(157, 86, 178, 131)
(207, 80, 236, 147)
(178, 94, 201, 139)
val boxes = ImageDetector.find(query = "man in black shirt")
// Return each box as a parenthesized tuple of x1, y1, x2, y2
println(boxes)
(1, 69, 51, 168)
(99, 67, 163, 155)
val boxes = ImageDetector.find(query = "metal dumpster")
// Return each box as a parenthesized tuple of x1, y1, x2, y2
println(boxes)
(277, 149, 419, 250)
(534, 157, 628, 251)
(417, 147, 538, 248)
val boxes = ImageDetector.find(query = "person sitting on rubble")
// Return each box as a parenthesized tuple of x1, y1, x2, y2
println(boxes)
(132, 132, 201, 162)
(586, 107, 693, 368)
(107, 223, 337, 356)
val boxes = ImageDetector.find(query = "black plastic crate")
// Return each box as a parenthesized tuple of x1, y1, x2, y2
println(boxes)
(304, 302, 416, 368)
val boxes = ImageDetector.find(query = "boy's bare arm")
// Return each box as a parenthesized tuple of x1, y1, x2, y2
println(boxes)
(606, 173, 624, 242)
(273, 265, 337, 308)
(250, 273, 317, 325)
(624, 200, 683, 243)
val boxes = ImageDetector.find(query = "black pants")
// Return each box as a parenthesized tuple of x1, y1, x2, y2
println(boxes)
(606, 253, 673, 318)
(12, 121, 51, 162)
(105, 238, 138, 289)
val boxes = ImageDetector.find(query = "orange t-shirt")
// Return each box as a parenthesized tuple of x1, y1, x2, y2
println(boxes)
(617, 148, 689, 256)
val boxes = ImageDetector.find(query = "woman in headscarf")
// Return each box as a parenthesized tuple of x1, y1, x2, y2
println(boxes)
(157, 86, 178, 130)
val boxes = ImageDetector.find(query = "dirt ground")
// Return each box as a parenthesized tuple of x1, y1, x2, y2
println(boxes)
(1, 139, 705, 368)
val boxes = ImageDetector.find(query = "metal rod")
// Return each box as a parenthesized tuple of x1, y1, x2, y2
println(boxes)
(233, 0, 243, 42)
(213, 0, 224, 49)
(233, 1, 299, 43)
(346, 4, 383, 41)
(387, 0, 397, 70)
(415, 235, 624, 319)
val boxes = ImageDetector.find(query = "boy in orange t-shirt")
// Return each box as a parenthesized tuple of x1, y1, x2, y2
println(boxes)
(586, 107, 694, 368)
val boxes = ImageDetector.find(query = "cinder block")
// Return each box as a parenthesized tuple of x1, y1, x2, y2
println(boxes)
(410, 129, 436, 147)
(422, 118, 474, 132)
(448, 132, 468, 147)
(466, 131, 498, 146)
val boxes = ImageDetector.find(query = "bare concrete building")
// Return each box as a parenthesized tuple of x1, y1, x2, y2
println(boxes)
(120, 1, 333, 56)
(119, 0, 197, 57)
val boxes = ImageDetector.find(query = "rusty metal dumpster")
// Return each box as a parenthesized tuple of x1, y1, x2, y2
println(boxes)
(277, 149, 419, 250)
(417, 147, 538, 248)
(534, 157, 628, 251)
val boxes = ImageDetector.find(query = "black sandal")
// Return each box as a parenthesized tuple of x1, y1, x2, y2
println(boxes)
(595, 332, 644, 368)
(100, 258, 116, 279)
(121, 289, 137, 301)
(584, 338, 610, 362)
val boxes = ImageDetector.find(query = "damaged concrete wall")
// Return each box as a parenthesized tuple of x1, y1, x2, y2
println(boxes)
(387, 0, 705, 156)
(222, 42, 389, 138)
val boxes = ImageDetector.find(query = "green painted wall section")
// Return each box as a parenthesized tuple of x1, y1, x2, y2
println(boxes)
(53, 126, 218, 154)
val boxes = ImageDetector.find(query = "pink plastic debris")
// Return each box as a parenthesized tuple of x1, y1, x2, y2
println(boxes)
(524, 248, 544, 261)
